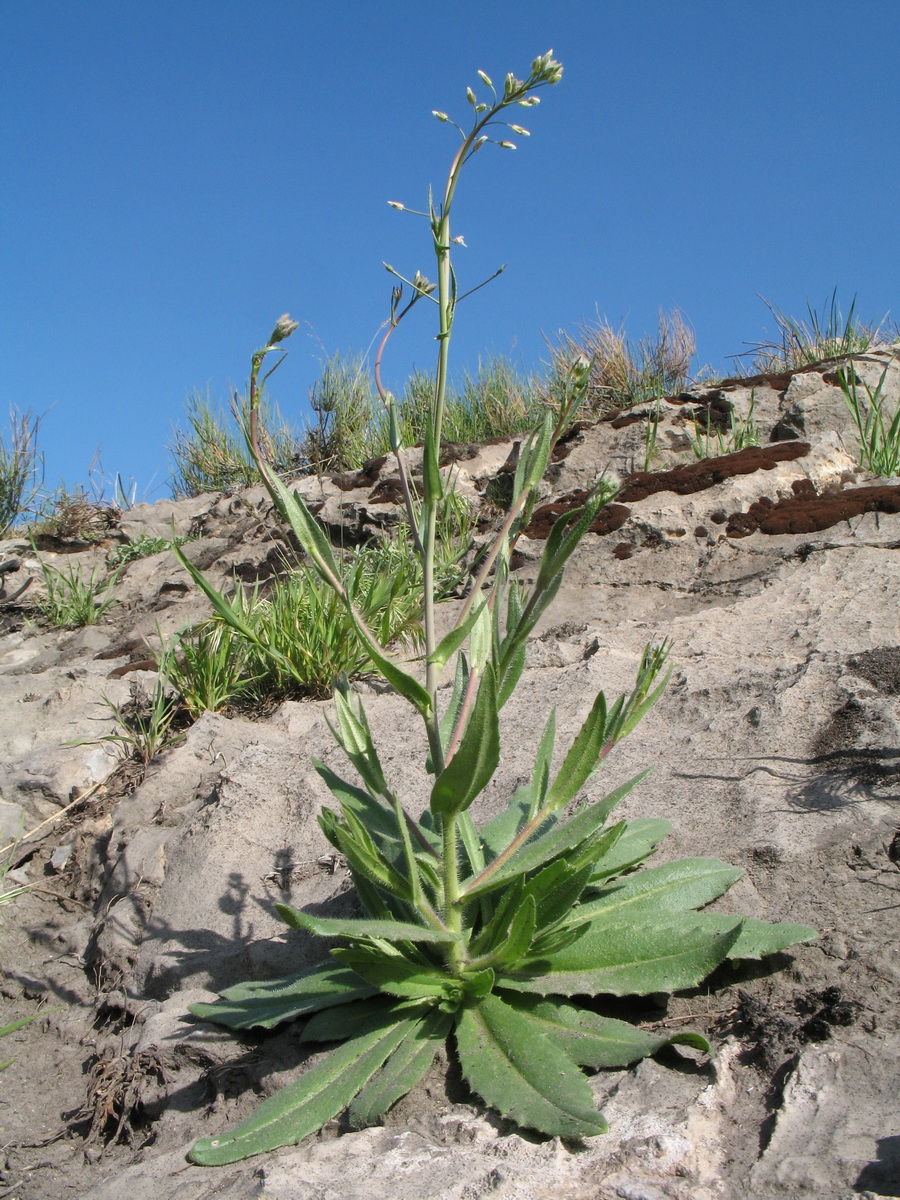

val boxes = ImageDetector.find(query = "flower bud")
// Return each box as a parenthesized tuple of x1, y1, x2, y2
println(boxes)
(508, 125, 530, 136)
(471, 135, 489, 152)
(432, 110, 449, 122)
(518, 96, 540, 107)
(451, 234, 467, 246)
(477, 70, 492, 87)
(270, 314, 299, 344)
(569, 353, 591, 383)
(466, 86, 476, 106)
(504, 72, 516, 97)
(387, 201, 405, 210)
(498, 140, 517, 150)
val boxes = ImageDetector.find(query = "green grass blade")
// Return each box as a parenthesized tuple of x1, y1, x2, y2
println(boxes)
(500, 994, 710, 1067)
(455, 993, 607, 1137)
(188, 1015, 414, 1164)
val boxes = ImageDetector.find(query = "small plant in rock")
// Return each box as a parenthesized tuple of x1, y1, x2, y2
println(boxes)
(180, 53, 816, 1166)
(0, 408, 44, 537)
(741, 291, 893, 375)
(70, 678, 187, 768)
(33, 553, 121, 628)
(686, 392, 760, 460)
(839, 360, 900, 478)
(551, 309, 695, 415)
(107, 532, 195, 569)
(30, 484, 118, 544)
(167, 544, 427, 714)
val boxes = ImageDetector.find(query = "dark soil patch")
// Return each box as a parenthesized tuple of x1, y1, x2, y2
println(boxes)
(619, 442, 810, 503)
(726, 482, 900, 537)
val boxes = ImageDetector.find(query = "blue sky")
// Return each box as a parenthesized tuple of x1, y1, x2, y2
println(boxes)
(2, 1, 898, 501)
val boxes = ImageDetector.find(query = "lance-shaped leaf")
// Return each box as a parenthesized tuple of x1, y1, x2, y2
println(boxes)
(329, 687, 389, 799)
(500, 915, 743, 997)
(455, 993, 607, 1138)
(478, 895, 536, 968)
(349, 1007, 452, 1127)
(319, 806, 413, 899)
(590, 817, 671, 883)
(573, 858, 744, 925)
(332, 945, 460, 1002)
(427, 597, 486, 672)
(274, 902, 457, 945)
(430, 663, 500, 816)
(460, 773, 647, 903)
(479, 784, 536, 861)
(188, 1014, 414, 1164)
(500, 994, 710, 1067)
(544, 689, 618, 812)
(188, 961, 377, 1030)
(522, 859, 595, 932)
(681, 913, 818, 959)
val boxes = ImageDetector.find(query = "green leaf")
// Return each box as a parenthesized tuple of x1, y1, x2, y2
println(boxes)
(544, 689, 613, 811)
(574, 858, 744, 924)
(188, 1013, 413, 1164)
(501, 915, 743, 997)
(455, 993, 607, 1138)
(686, 914, 818, 959)
(312, 760, 400, 849)
(479, 784, 539, 861)
(461, 774, 646, 903)
(430, 664, 500, 816)
(523, 859, 594, 931)
(590, 817, 671, 883)
(427, 598, 486, 670)
(434, 651, 469, 771)
(189, 961, 377, 1030)
(274, 903, 457, 945)
(332, 946, 459, 1002)
(330, 688, 389, 798)
(301, 995, 414, 1043)
(500, 994, 710, 1068)
(529, 709, 556, 818)
(349, 1007, 452, 1127)
(485, 894, 536, 967)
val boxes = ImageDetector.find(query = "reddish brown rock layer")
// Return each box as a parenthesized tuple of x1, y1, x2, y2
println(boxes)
(727, 484, 900, 537)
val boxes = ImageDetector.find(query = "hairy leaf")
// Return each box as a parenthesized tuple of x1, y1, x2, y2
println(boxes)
(574, 858, 744, 924)
(501, 916, 743, 997)
(349, 1007, 452, 1127)
(188, 1014, 413, 1164)
(686, 914, 818, 959)
(274, 902, 457, 945)
(500, 994, 710, 1067)
(455, 993, 607, 1137)
(189, 961, 377, 1030)
(590, 817, 671, 883)
(430, 664, 500, 816)
(332, 946, 460, 1001)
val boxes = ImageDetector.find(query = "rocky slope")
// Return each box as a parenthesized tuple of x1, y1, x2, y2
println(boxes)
(1, 349, 898, 1199)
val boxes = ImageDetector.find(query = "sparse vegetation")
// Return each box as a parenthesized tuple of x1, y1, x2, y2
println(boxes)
(70, 678, 187, 768)
(551, 309, 695, 415)
(840, 361, 900, 478)
(740, 292, 893, 375)
(29, 484, 118, 544)
(168, 388, 304, 498)
(33, 553, 121, 627)
(687, 392, 760, 460)
(0, 408, 44, 537)
(107, 532, 196, 569)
